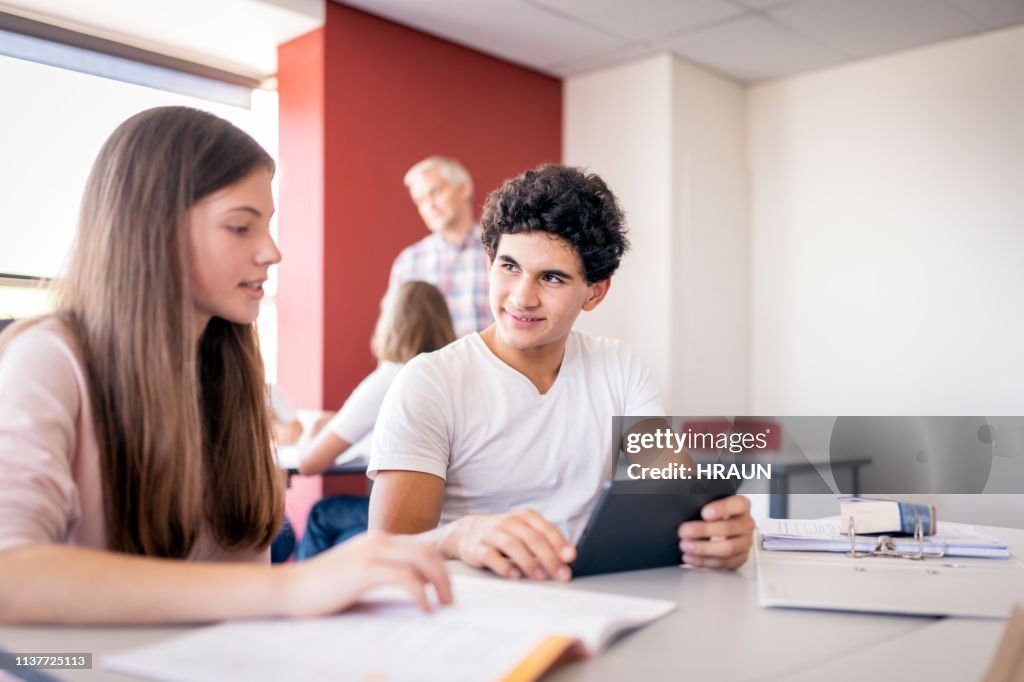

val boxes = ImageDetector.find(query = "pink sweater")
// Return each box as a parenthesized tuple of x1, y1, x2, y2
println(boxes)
(0, 318, 266, 562)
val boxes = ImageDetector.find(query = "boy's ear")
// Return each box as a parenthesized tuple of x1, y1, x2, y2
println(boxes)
(582, 278, 611, 311)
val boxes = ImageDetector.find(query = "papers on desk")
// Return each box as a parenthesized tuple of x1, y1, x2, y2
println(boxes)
(103, 575, 675, 682)
(759, 517, 1010, 558)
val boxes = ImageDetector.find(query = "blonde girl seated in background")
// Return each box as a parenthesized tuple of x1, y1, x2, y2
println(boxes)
(299, 281, 455, 474)
(295, 281, 455, 559)
(0, 106, 450, 623)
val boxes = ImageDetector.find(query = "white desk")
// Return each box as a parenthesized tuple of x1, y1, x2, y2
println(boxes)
(3, 526, 1020, 681)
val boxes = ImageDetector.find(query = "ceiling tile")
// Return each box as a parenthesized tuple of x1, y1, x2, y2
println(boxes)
(657, 13, 846, 82)
(770, 0, 981, 58)
(342, 0, 629, 72)
(340, 0, 1024, 83)
(531, 0, 742, 41)
(946, 0, 1024, 30)
(545, 43, 657, 77)
(732, 0, 802, 9)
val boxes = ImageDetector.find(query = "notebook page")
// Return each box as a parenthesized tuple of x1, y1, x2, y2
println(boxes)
(444, 576, 675, 653)
(104, 575, 675, 681)
(106, 610, 545, 682)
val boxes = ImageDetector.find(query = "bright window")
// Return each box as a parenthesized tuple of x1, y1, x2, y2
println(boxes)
(0, 49, 280, 380)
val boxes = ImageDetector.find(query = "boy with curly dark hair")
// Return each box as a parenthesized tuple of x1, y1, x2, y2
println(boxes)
(368, 164, 754, 581)
(480, 165, 629, 284)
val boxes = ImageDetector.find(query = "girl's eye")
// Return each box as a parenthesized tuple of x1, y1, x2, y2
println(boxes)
(228, 225, 249, 235)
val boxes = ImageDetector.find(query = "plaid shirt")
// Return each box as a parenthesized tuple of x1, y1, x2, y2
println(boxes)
(387, 224, 492, 337)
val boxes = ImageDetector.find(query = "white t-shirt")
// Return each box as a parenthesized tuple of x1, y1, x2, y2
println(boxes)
(324, 361, 403, 463)
(369, 330, 664, 541)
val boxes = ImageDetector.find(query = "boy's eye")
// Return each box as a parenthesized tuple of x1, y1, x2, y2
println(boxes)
(543, 275, 563, 284)
(502, 263, 519, 272)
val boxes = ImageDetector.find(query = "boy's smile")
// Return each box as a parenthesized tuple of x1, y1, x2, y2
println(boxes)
(483, 232, 609, 379)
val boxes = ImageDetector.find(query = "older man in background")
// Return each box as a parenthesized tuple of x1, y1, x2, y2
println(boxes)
(388, 156, 491, 337)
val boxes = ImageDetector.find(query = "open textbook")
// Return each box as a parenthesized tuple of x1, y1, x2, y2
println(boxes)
(104, 575, 675, 682)
(759, 517, 1010, 558)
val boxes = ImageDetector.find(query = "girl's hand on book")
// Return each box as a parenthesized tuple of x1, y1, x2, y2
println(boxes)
(281, 533, 452, 616)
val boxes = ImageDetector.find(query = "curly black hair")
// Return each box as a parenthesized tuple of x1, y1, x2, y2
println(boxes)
(480, 165, 630, 284)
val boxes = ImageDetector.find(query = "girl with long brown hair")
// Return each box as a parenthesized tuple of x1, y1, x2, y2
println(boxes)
(0, 106, 450, 623)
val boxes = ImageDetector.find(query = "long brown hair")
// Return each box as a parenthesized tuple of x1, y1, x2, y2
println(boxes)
(55, 106, 283, 557)
(371, 281, 455, 363)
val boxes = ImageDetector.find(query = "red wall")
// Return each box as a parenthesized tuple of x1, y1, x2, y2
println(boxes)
(277, 29, 325, 409)
(279, 3, 562, 411)
(276, 5, 561, 533)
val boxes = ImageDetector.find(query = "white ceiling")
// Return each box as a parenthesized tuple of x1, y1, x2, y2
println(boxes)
(340, 0, 1024, 82)
(1, 0, 1022, 83)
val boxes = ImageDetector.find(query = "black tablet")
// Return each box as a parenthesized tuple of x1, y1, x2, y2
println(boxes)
(570, 479, 735, 577)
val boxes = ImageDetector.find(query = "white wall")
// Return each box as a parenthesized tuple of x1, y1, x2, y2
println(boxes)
(671, 59, 749, 415)
(749, 25, 1024, 524)
(749, 25, 1024, 416)
(567, 27, 1024, 523)
(565, 54, 750, 415)
(564, 55, 675, 406)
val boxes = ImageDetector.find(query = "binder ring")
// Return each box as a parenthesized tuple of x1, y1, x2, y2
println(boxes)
(845, 512, 943, 560)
